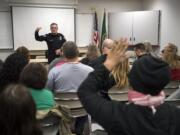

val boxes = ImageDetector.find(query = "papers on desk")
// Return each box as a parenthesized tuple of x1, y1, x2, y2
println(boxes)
(30, 59, 48, 63)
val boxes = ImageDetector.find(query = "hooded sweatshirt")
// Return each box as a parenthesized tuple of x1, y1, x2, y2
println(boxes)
(78, 64, 180, 135)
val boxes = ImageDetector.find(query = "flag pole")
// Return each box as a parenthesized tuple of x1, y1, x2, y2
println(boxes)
(100, 8, 107, 54)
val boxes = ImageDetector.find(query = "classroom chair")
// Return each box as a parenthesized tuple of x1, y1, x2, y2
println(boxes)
(38, 113, 60, 135)
(54, 92, 90, 134)
(164, 80, 180, 97)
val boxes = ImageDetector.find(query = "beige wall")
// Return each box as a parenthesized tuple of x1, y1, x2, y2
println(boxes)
(77, 0, 142, 13)
(142, 0, 180, 52)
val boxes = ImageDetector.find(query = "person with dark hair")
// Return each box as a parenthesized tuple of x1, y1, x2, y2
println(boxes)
(0, 53, 29, 91)
(35, 23, 66, 63)
(134, 43, 147, 58)
(0, 84, 42, 135)
(46, 41, 93, 92)
(78, 39, 180, 135)
(80, 44, 100, 66)
(0, 59, 3, 72)
(46, 41, 93, 135)
(20, 63, 55, 110)
(16, 46, 30, 61)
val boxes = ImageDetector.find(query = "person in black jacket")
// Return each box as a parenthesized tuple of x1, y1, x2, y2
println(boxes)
(134, 43, 147, 59)
(78, 39, 180, 135)
(35, 23, 66, 63)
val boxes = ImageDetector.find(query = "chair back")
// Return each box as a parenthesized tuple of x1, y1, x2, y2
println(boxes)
(164, 81, 180, 97)
(109, 87, 128, 101)
(54, 92, 87, 118)
(165, 99, 180, 108)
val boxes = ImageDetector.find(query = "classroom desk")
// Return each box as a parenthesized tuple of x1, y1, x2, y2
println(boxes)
(30, 57, 85, 64)
(30, 58, 48, 63)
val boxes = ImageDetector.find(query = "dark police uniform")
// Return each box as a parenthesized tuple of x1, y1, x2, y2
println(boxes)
(35, 31, 66, 63)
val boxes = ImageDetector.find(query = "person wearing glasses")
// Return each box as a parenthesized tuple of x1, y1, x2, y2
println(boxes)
(35, 23, 66, 63)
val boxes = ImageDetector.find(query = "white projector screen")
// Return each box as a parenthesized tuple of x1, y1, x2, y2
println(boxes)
(12, 6, 75, 50)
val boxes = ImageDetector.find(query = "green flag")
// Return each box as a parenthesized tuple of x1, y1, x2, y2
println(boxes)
(100, 10, 107, 53)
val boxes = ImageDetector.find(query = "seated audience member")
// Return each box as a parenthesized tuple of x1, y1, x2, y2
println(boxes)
(46, 41, 93, 92)
(0, 84, 42, 135)
(144, 42, 161, 58)
(90, 39, 114, 68)
(46, 41, 93, 135)
(162, 43, 180, 80)
(20, 63, 55, 110)
(78, 39, 180, 135)
(80, 44, 100, 66)
(0, 53, 29, 91)
(134, 43, 147, 58)
(16, 46, 30, 61)
(100, 53, 130, 100)
(91, 39, 129, 99)
(144, 42, 153, 54)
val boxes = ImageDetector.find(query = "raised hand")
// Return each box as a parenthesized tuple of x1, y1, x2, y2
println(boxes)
(35, 27, 42, 32)
(104, 38, 129, 71)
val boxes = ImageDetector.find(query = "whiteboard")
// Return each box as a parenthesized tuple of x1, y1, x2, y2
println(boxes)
(76, 13, 93, 47)
(0, 11, 13, 49)
(12, 6, 75, 50)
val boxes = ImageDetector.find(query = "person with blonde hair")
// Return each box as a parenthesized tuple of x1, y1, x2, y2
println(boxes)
(91, 40, 130, 99)
(162, 43, 180, 80)
(111, 58, 129, 89)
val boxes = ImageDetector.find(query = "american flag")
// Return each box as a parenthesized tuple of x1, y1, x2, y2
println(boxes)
(93, 11, 99, 47)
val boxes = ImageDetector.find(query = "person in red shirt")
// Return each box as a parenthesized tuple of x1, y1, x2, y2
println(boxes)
(162, 43, 180, 80)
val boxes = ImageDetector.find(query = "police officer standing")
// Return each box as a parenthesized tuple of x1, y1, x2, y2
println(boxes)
(35, 23, 66, 63)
